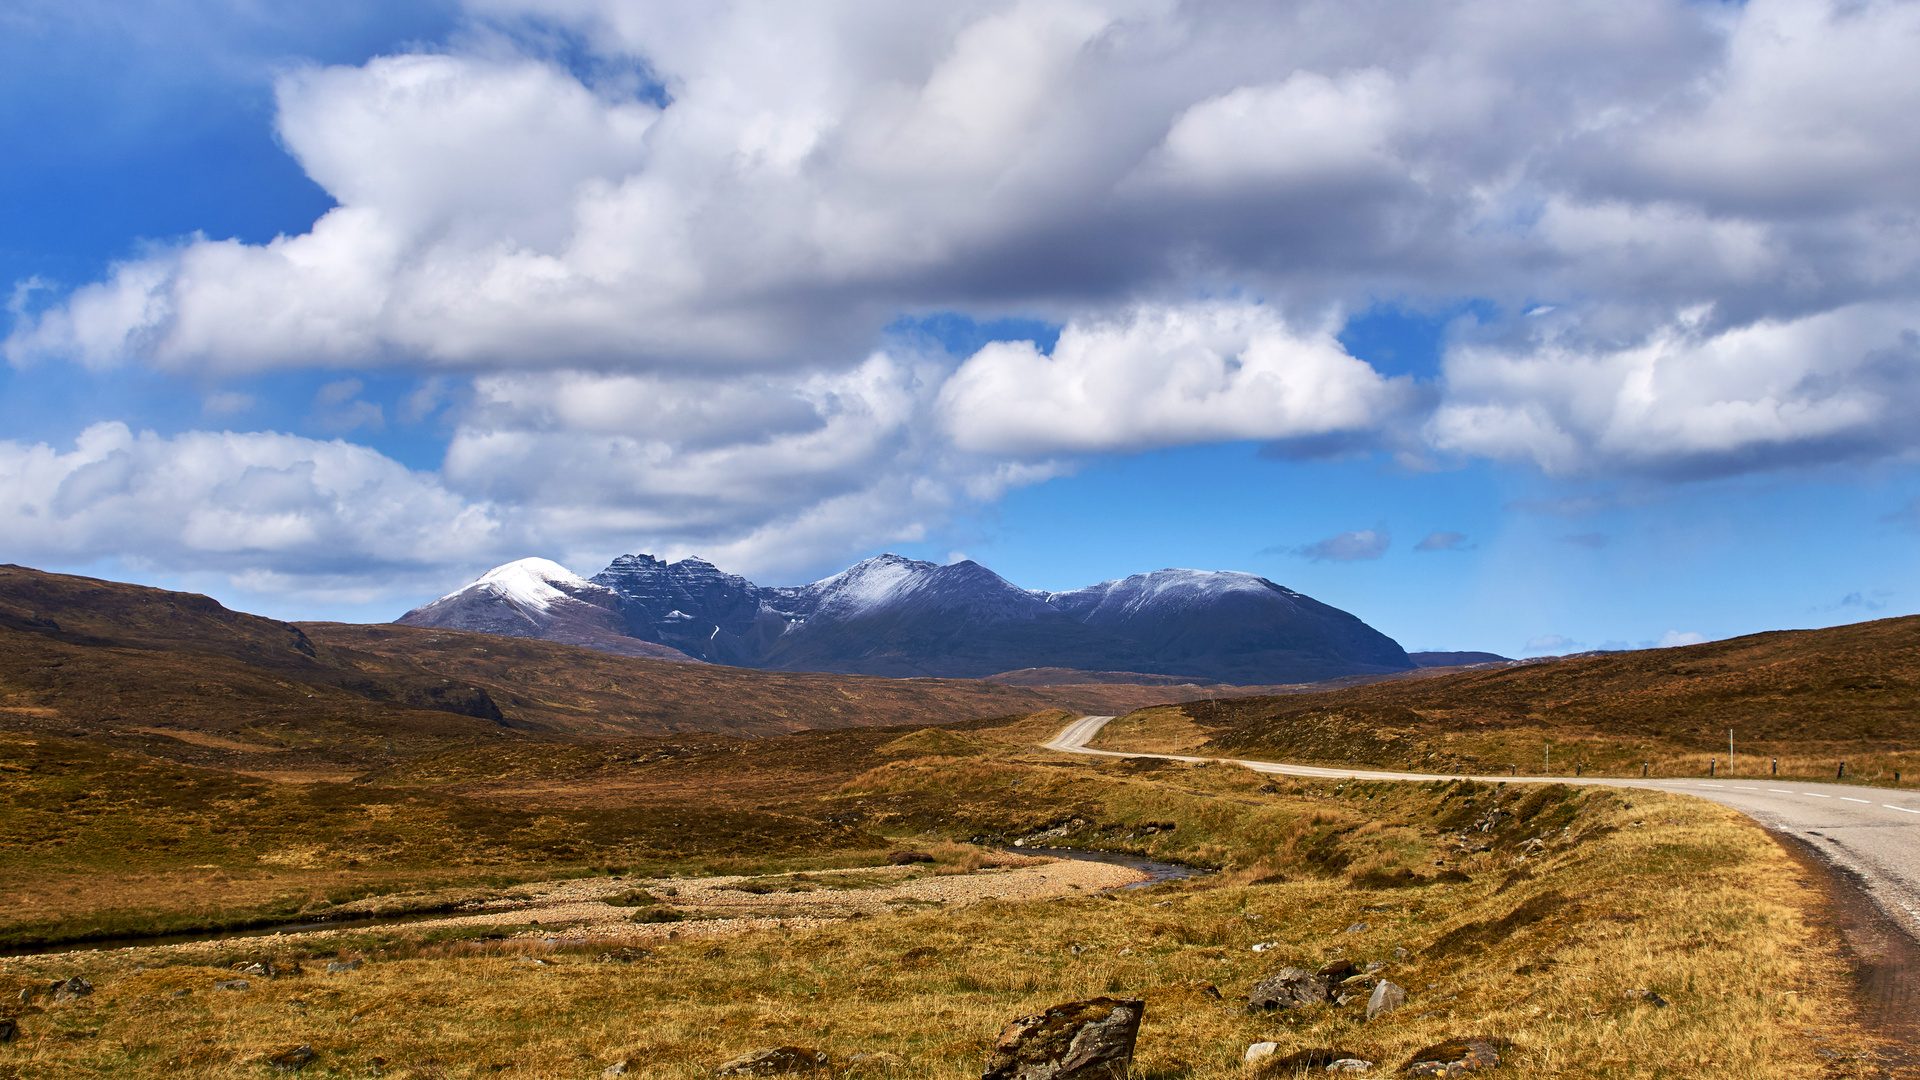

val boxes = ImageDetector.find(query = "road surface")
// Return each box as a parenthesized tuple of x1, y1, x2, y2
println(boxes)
(1046, 714, 1920, 948)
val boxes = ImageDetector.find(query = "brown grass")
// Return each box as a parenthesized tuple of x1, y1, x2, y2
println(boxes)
(1168, 615, 1920, 783)
(0, 784, 1889, 1079)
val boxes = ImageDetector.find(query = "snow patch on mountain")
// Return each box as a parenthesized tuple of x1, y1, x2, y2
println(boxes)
(451, 557, 591, 615)
(802, 553, 940, 619)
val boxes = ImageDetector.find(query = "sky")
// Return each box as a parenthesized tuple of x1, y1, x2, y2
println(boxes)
(4, 0, 1919, 658)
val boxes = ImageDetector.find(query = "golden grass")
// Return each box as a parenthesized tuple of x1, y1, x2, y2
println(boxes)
(0, 775, 1893, 1080)
(1085, 706, 1217, 755)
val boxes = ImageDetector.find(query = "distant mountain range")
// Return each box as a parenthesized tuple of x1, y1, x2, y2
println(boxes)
(398, 553, 1423, 684)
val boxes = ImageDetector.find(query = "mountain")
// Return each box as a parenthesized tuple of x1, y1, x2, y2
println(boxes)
(401, 553, 1416, 684)
(396, 558, 698, 662)
(0, 564, 1208, 775)
(1038, 568, 1412, 684)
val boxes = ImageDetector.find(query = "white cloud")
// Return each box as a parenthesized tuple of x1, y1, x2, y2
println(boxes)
(1139, 69, 1402, 192)
(1429, 302, 1920, 477)
(938, 303, 1405, 456)
(1656, 629, 1706, 647)
(8, 0, 1920, 599)
(0, 423, 509, 596)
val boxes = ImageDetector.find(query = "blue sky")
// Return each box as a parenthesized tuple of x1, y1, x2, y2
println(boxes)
(4, 0, 1919, 660)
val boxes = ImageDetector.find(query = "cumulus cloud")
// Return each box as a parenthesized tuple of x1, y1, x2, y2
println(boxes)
(1413, 531, 1468, 552)
(1292, 526, 1391, 563)
(0, 423, 510, 600)
(7, 0, 1920, 597)
(1430, 304, 1920, 478)
(937, 303, 1405, 456)
(1656, 630, 1706, 647)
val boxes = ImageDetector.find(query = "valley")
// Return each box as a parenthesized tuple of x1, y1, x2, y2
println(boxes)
(1, 565, 1915, 1077)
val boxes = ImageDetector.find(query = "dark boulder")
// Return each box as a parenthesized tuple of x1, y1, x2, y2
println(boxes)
(983, 997, 1144, 1080)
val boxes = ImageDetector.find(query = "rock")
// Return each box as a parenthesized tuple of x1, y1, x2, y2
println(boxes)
(714, 1046, 830, 1075)
(603, 1060, 631, 1078)
(268, 1044, 318, 1072)
(1401, 1038, 1509, 1076)
(1344, 923, 1370, 934)
(51, 976, 93, 1002)
(1364, 961, 1385, 974)
(1251, 942, 1280, 953)
(326, 960, 363, 973)
(17, 987, 34, 1005)
(216, 980, 251, 992)
(170, 988, 193, 999)
(1623, 989, 1669, 1008)
(982, 997, 1145, 1080)
(1366, 981, 1406, 1020)
(0, 1017, 16, 1043)
(887, 851, 936, 865)
(1245, 1042, 1279, 1064)
(1188, 981, 1222, 1000)
(1250, 968, 1329, 1011)
(1326, 1059, 1373, 1073)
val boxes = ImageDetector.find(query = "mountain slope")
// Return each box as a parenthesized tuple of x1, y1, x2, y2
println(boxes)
(397, 558, 698, 662)
(405, 552, 1415, 683)
(1040, 568, 1412, 683)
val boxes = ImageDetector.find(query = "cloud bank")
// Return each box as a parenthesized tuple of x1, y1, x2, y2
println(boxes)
(8, 0, 1920, 595)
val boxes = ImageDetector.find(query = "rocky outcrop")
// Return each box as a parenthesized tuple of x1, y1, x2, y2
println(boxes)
(982, 997, 1145, 1080)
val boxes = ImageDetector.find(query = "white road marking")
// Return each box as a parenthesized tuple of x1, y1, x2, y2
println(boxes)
(1803, 793, 1832, 798)
(1887, 805, 1920, 814)
(1698, 783, 1725, 788)
(1842, 797, 1871, 804)
(1734, 786, 1759, 790)
(1769, 789, 1795, 793)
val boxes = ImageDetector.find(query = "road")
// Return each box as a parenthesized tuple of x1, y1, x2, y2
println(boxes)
(1046, 715, 1920, 949)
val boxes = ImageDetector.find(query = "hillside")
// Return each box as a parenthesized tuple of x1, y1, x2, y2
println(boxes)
(0, 565, 1204, 775)
(1172, 614, 1920, 778)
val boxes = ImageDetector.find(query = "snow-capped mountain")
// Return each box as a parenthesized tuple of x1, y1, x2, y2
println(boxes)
(397, 553, 1414, 683)
(395, 558, 699, 662)
(1038, 569, 1411, 685)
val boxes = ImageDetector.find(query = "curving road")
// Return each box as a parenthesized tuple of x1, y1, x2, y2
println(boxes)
(1046, 715, 1920, 951)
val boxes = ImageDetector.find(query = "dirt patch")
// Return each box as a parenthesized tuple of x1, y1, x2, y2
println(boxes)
(1772, 830, 1920, 1078)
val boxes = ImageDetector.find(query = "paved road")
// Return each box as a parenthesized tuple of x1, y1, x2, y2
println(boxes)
(1046, 715, 1920, 947)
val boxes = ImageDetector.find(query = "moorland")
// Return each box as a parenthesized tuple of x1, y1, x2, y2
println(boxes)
(0, 566, 1910, 1078)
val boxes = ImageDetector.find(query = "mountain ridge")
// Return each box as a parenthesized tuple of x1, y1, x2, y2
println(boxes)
(400, 552, 1416, 684)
